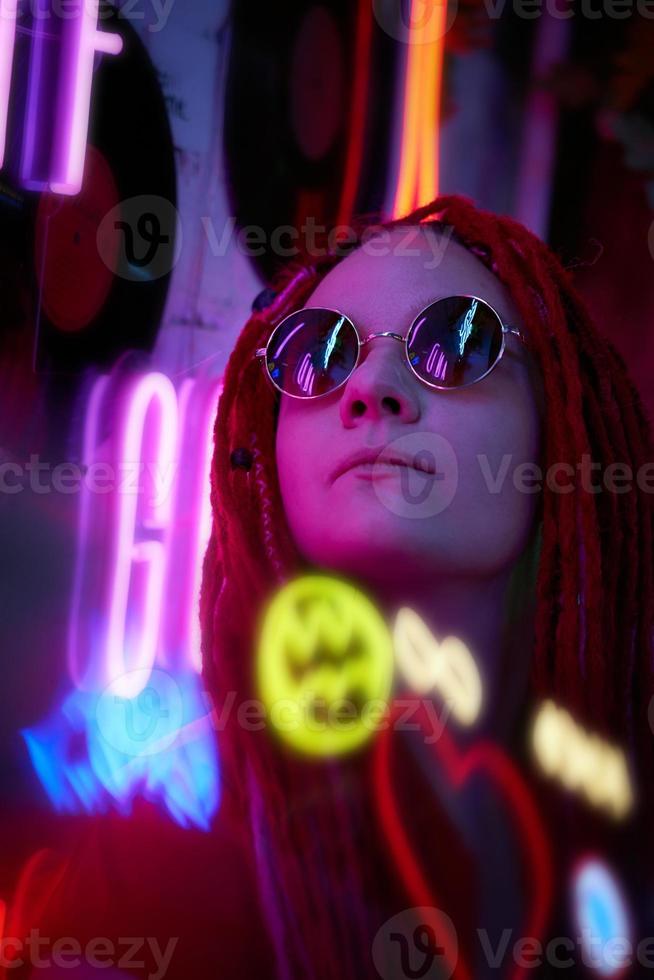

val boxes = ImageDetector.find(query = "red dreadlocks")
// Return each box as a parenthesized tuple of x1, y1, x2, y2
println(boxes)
(200, 195, 654, 979)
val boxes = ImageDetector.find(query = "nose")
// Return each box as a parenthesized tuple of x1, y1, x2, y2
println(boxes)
(339, 338, 422, 428)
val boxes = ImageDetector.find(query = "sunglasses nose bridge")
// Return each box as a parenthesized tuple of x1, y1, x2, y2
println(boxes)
(358, 331, 406, 348)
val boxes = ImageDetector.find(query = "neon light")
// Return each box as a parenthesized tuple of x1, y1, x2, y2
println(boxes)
(375, 699, 553, 980)
(531, 700, 634, 819)
(459, 299, 477, 355)
(393, 607, 483, 726)
(274, 319, 306, 359)
(323, 316, 345, 370)
(296, 352, 316, 395)
(392, 0, 446, 217)
(49, 1, 123, 194)
(9, 1, 122, 193)
(105, 373, 178, 698)
(335, 0, 373, 228)
(426, 342, 447, 380)
(23, 671, 220, 830)
(161, 378, 222, 673)
(0, 0, 18, 167)
(28, 368, 222, 830)
(188, 383, 221, 671)
(573, 858, 632, 977)
(257, 576, 394, 756)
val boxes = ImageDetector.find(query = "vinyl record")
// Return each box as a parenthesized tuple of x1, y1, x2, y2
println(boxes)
(224, 0, 396, 279)
(0, 7, 177, 375)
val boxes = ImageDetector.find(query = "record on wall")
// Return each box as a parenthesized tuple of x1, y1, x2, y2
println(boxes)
(224, 0, 397, 279)
(0, 7, 177, 376)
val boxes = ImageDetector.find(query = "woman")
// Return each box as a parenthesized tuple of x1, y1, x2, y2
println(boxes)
(201, 194, 654, 979)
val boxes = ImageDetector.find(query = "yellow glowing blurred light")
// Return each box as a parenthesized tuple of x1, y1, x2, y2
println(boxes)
(256, 576, 394, 756)
(531, 700, 634, 820)
(393, 606, 483, 726)
(392, 0, 446, 217)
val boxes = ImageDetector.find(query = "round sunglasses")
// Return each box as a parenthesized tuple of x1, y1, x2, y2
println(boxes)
(255, 294, 527, 400)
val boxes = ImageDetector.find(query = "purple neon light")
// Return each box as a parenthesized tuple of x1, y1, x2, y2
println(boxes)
(159, 378, 222, 673)
(426, 342, 447, 380)
(296, 352, 316, 395)
(0, 0, 18, 167)
(34, 369, 224, 831)
(18, 0, 122, 194)
(273, 319, 306, 360)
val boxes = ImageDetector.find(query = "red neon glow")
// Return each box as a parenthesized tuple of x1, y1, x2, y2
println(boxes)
(392, 0, 446, 217)
(374, 698, 553, 980)
(336, 0, 373, 229)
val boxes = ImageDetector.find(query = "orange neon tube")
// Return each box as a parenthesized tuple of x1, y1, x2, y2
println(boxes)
(392, 0, 447, 218)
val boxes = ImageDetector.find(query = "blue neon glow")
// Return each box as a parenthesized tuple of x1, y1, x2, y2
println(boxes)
(323, 316, 346, 369)
(459, 299, 478, 355)
(22, 669, 220, 831)
(574, 858, 631, 977)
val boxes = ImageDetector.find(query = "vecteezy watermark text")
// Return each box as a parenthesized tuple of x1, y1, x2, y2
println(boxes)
(477, 453, 654, 495)
(0, 931, 178, 979)
(9, 0, 176, 33)
(0, 454, 176, 506)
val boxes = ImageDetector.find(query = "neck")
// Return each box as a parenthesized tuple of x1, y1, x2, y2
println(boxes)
(370, 567, 534, 744)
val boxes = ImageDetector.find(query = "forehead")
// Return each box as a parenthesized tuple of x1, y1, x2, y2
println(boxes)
(306, 226, 521, 329)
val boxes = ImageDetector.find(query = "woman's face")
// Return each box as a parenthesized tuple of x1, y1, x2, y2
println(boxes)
(275, 226, 541, 592)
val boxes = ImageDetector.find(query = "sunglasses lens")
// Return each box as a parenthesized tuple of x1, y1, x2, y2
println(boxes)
(406, 296, 504, 389)
(265, 309, 359, 398)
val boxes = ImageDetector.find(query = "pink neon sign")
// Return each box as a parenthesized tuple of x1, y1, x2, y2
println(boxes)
(68, 370, 221, 696)
(105, 372, 178, 698)
(1, 0, 122, 195)
(0, 0, 18, 166)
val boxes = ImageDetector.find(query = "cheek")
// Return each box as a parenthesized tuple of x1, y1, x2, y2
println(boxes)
(436, 393, 542, 570)
(275, 405, 329, 550)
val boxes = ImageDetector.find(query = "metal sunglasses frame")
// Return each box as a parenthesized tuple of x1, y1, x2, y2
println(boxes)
(255, 294, 527, 400)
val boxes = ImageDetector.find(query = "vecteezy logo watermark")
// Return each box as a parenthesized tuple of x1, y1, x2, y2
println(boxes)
(96, 669, 184, 757)
(372, 907, 458, 980)
(371, 432, 459, 519)
(200, 217, 454, 270)
(372, 0, 458, 44)
(372, 913, 654, 976)
(97, 196, 182, 282)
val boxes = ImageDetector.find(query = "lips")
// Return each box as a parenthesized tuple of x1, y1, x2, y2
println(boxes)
(330, 448, 436, 483)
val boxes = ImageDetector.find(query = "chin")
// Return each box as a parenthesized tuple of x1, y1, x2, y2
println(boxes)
(300, 522, 440, 586)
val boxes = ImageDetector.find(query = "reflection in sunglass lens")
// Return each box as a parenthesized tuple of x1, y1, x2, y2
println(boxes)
(265, 309, 359, 398)
(406, 296, 504, 389)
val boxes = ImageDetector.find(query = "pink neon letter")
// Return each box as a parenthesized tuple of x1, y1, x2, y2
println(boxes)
(0, 0, 18, 167)
(106, 373, 178, 699)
